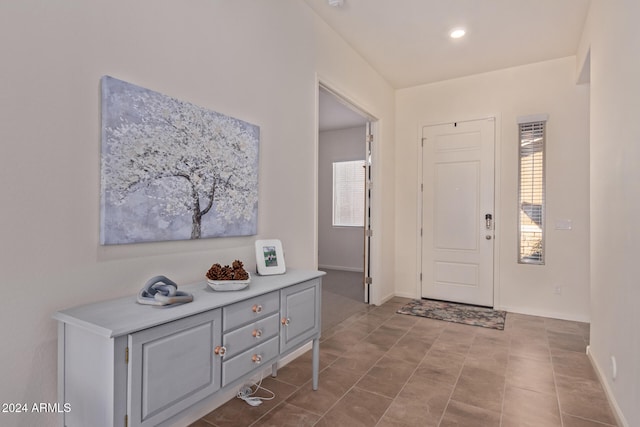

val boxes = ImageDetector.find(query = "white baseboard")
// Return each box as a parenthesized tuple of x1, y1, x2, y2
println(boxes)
(374, 291, 397, 306)
(394, 291, 418, 299)
(585, 346, 629, 427)
(318, 264, 364, 273)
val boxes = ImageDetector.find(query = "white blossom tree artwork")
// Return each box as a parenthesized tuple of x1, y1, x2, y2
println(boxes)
(100, 76, 259, 244)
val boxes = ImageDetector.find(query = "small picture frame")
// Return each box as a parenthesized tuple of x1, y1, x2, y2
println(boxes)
(255, 239, 286, 275)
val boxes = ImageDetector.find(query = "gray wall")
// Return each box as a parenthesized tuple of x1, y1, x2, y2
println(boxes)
(318, 126, 366, 271)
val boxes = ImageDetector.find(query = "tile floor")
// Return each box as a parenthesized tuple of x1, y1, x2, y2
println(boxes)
(190, 296, 618, 427)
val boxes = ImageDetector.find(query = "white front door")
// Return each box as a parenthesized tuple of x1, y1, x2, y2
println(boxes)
(421, 118, 495, 307)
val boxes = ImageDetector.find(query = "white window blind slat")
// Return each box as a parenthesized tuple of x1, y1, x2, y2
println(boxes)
(333, 160, 365, 227)
(518, 120, 545, 264)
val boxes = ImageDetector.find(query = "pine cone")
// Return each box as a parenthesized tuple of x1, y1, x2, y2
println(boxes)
(207, 260, 249, 281)
(233, 268, 249, 280)
(206, 263, 224, 280)
(220, 265, 234, 280)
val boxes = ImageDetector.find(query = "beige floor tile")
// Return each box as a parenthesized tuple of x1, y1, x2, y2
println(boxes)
(555, 374, 618, 425)
(505, 315, 547, 334)
(465, 338, 509, 376)
(430, 331, 475, 355)
(377, 380, 452, 427)
(562, 413, 618, 427)
(314, 387, 392, 427)
(502, 385, 562, 426)
(273, 349, 335, 387)
(319, 327, 368, 355)
(252, 402, 320, 427)
(330, 341, 386, 374)
(544, 317, 587, 334)
(413, 348, 465, 387)
(187, 420, 214, 427)
(361, 325, 406, 352)
(450, 365, 505, 413)
(506, 354, 556, 396)
(385, 333, 435, 365)
(439, 399, 501, 427)
(547, 330, 588, 353)
(509, 337, 552, 362)
(284, 365, 362, 416)
(473, 326, 511, 345)
(551, 349, 598, 381)
(385, 313, 420, 330)
(355, 355, 417, 398)
(200, 378, 296, 427)
(409, 316, 447, 333)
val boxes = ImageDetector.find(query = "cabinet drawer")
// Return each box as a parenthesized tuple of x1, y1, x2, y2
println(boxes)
(222, 313, 279, 359)
(221, 336, 279, 387)
(223, 291, 279, 331)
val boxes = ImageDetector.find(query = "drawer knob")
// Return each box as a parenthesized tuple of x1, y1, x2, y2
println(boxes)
(252, 329, 263, 338)
(251, 354, 263, 364)
(281, 317, 291, 326)
(214, 346, 227, 357)
(252, 304, 263, 313)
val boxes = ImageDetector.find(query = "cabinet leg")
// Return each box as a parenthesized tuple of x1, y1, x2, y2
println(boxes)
(312, 338, 319, 390)
(271, 362, 278, 378)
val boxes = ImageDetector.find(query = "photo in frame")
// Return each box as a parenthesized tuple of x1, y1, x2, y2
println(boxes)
(255, 239, 286, 275)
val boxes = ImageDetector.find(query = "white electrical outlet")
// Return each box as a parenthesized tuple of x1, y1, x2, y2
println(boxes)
(553, 285, 562, 295)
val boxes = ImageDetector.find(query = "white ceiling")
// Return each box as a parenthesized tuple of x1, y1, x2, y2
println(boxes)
(305, 0, 591, 89)
(318, 87, 369, 132)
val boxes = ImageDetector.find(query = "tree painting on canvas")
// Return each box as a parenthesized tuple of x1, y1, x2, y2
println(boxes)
(100, 76, 259, 244)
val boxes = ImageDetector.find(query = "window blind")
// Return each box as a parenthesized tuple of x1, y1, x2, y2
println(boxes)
(332, 160, 365, 227)
(518, 121, 545, 264)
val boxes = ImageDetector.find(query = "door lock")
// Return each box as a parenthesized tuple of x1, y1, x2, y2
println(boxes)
(485, 214, 493, 230)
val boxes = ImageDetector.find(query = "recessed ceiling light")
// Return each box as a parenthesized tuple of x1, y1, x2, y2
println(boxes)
(450, 28, 466, 39)
(328, 0, 344, 6)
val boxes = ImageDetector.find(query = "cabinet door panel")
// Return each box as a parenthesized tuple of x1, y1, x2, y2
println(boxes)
(280, 279, 321, 353)
(129, 309, 221, 427)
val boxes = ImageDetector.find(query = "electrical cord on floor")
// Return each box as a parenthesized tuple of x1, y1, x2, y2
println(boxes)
(236, 372, 275, 407)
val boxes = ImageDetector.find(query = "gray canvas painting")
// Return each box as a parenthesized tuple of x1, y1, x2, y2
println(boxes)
(100, 76, 259, 244)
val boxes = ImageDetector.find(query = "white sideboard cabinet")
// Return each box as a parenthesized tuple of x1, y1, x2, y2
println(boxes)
(53, 269, 324, 427)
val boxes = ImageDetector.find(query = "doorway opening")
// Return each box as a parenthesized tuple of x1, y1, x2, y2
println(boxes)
(316, 84, 375, 326)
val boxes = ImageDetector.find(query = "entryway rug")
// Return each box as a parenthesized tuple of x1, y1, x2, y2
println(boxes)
(396, 299, 507, 330)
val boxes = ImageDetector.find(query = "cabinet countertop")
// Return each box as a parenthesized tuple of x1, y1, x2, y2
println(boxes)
(53, 269, 325, 338)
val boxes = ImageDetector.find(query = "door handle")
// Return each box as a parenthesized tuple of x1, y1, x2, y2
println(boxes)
(485, 214, 493, 240)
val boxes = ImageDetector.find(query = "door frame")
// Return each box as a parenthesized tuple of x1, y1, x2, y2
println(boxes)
(314, 75, 380, 305)
(415, 114, 502, 308)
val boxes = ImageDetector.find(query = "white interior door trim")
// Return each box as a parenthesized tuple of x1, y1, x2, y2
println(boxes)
(314, 74, 383, 305)
(415, 114, 502, 308)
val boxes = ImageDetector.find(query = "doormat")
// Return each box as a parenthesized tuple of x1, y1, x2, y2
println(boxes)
(396, 299, 507, 330)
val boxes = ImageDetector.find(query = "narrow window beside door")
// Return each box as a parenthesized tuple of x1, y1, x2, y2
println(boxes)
(332, 160, 365, 227)
(518, 120, 545, 264)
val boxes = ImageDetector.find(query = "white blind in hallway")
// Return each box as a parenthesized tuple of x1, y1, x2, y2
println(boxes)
(332, 160, 365, 227)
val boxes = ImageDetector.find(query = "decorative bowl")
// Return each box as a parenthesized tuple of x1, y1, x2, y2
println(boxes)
(206, 272, 251, 291)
